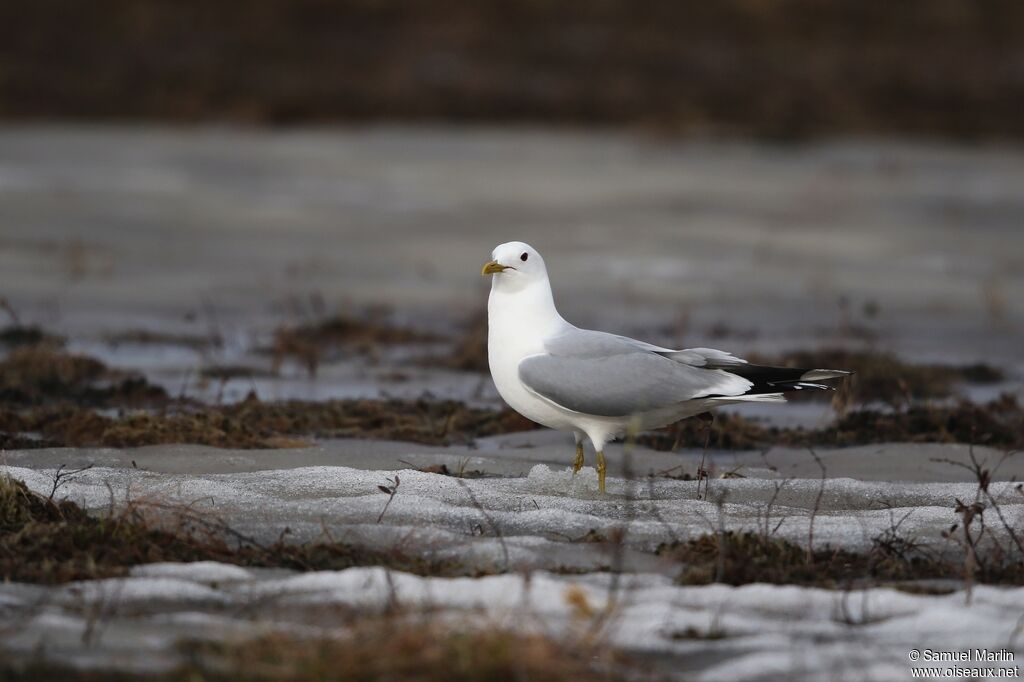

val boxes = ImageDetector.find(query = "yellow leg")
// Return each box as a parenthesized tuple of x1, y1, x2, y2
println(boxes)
(596, 451, 606, 493)
(572, 441, 585, 474)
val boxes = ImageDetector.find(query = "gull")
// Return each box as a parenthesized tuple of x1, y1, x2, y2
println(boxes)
(482, 241, 850, 493)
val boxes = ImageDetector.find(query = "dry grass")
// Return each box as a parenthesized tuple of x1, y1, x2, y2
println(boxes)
(4, 391, 1020, 453)
(424, 312, 489, 373)
(0, 330, 1016, 454)
(4, 618, 644, 681)
(180, 620, 638, 682)
(271, 313, 440, 377)
(0, 341, 533, 448)
(661, 528, 1024, 588)
(0, 325, 64, 349)
(106, 329, 219, 351)
(6, 463, 1024, 591)
(638, 395, 1024, 452)
(660, 530, 920, 587)
(751, 348, 1003, 406)
(0, 394, 535, 449)
(0, 346, 168, 408)
(0, 475, 459, 584)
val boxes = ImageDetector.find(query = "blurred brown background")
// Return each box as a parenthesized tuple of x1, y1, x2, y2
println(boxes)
(2, 0, 1023, 138)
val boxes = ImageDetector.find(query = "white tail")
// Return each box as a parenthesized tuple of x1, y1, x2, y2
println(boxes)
(801, 369, 852, 381)
(709, 392, 787, 404)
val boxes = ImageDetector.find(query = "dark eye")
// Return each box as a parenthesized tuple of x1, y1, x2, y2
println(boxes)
(520, 252, 528, 262)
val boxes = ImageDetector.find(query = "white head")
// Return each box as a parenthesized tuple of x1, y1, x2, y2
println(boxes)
(481, 241, 550, 294)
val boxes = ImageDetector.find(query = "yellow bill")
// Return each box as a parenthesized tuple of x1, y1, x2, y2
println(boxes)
(481, 260, 510, 275)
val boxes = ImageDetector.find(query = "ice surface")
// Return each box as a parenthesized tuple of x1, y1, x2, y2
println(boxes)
(4, 437, 1022, 679)
(0, 565, 1021, 681)
(2, 446, 1020, 681)
(130, 562, 254, 583)
(3, 437, 1022, 571)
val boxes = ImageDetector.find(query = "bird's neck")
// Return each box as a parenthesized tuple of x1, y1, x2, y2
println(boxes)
(488, 276, 566, 341)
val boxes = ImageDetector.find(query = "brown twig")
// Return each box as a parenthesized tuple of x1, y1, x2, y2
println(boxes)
(376, 475, 401, 524)
(48, 463, 94, 501)
(806, 448, 826, 563)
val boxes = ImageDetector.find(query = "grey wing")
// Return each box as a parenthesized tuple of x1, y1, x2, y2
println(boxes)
(518, 329, 752, 417)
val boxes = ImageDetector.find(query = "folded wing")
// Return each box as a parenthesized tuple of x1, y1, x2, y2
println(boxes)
(518, 328, 850, 418)
(517, 329, 753, 417)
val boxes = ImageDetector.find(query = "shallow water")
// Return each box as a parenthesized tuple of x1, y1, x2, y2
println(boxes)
(1, 127, 1022, 408)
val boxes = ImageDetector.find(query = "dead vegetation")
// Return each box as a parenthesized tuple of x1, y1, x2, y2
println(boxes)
(659, 530, 950, 587)
(0, 345, 168, 408)
(4, 433, 1024, 593)
(105, 329, 219, 351)
(638, 394, 1024, 452)
(5, 619, 641, 681)
(826, 394, 1024, 448)
(0, 395, 535, 449)
(425, 312, 489, 373)
(181, 621, 638, 682)
(750, 348, 1004, 406)
(270, 312, 440, 378)
(0, 326, 1016, 453)
(0, 325, 64, 349)
(0, 333, 535, 448)
(1, 371, 1018, 453)
(0, 302, 64, 349)
(660, 443, 1024, 590)
(658, 498, 1019, 591)
(0, 475, 458, 585)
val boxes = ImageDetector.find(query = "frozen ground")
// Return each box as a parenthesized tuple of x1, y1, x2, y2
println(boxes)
(4, 437, 1024, 678)
(4, 437, 1024, 566)
(2, 564, 1023, 681)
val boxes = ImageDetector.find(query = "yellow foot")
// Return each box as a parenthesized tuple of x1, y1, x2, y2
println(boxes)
(597, 451, 606, 493)
(572, 441, 585, 474)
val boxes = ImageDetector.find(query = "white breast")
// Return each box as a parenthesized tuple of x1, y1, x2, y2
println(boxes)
(486, 278, 576, 430)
